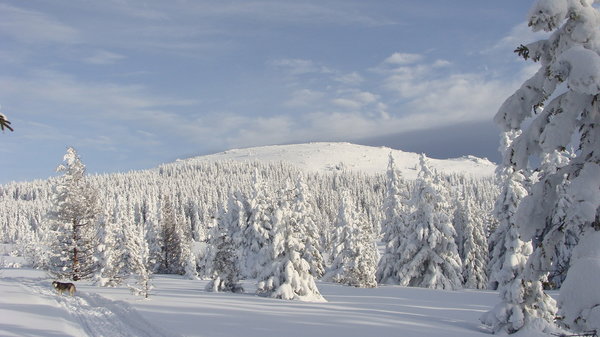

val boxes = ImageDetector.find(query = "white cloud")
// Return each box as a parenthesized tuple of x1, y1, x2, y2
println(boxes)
(284, 89, 325, 108)
(384, 52, 423, 65)
(331, 98, 363, 110)
(484, 21, 550, 55)
(270, 58, 332, 76)
(0, 4, 80, 44)
(334, 72, 364, 86)
(331, 90, 380, 110)
(84, 50, 126, 65)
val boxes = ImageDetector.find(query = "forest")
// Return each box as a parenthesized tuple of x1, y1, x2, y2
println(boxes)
(0, 148, 500, 298)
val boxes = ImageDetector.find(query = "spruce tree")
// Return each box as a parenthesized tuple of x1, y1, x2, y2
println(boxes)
(491, 0, 600, 332)
(95, 196, 128, 286)
(126, 219, 153, 298)
(47, 147, 100, 281)
(206, 203, 243, 293)
(459, 195, 489, 290)
(396, 154, 462, 290)
(242, 172, 274, 278)
(256, 183, 325, 301)
(377, 153, 410, 284)
(326, 193, 378, 288)
(288, 176, 325, 279)
(160, 194, 184, 274)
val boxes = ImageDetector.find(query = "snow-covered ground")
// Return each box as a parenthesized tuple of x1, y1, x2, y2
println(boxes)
(177, 142, 496, 179)
(1, 267, 502, 337)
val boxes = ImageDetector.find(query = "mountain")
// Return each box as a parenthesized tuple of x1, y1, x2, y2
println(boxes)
(177, 142, 496, 179)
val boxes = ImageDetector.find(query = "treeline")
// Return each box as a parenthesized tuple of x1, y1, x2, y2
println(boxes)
(0, 148, 498, 298)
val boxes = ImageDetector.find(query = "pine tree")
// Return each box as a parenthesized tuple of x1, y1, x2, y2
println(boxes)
(47, 147, 100, 281)
(160, 194, 184, 274)
(487, 131, 529, 291)
(395, 154, 462, 290)
(95, 196, 128, 286)
(326, 193, 378, 288)
(492, 0, 600, 332)
(206, 203, 243, 293)
(377, 153, 410, 284)
(126, 219, 153, 298)
(144, 196, 164, 273)
(481, 131, 553, 334)
(241, 173, 274, 278)
(459, 195, 489, 289)
(256, 184, 325, 302)
(288, 176, 325, 279)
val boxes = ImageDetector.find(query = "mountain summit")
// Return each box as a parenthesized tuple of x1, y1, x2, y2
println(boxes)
(177, 142, 496, 179)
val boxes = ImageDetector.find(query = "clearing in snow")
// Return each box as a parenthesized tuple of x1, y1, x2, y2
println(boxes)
(0, 268, 551, 337)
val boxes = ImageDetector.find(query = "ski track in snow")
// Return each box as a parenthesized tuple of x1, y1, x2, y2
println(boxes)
(24, 279, 177, 337)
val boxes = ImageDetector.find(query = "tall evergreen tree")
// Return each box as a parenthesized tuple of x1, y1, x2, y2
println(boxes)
(377, 153, 410, 284)
(126, 219, 153, 298)
(288, 177, 325, 279)
(257, 184, 325, 302)
(459, 195, 489, 289)
(242, 173, 274, 278)
(326, 193, 378, 288)
(487, 131, 530, 291)
(396, 155, 462, 290)
(206, 202, 243, 293)
(47, 147, 100, 281)
(95, 196, 128, 286)
(491, 0, 600, 332)
(160, 194, 184, 274)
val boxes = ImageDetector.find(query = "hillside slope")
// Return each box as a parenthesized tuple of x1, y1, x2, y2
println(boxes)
(179, 142, 496, 179)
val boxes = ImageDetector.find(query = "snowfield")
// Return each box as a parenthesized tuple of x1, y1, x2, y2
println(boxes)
(177, 142, 496, 179)
(0, 268, 494, 337)
(0, 267, 551, 337)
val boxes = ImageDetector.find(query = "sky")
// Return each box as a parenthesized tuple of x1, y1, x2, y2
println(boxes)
(0, 0, 547, 183)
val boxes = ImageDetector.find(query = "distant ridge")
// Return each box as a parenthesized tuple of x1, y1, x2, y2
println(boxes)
(175, 142, 496, 179)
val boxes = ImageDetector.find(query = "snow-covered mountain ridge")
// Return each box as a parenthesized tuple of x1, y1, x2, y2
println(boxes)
(177, 142, 496, 179)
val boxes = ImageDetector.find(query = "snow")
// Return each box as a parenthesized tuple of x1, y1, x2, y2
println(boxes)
(554, 46, 600, 95)
(558, 230, 600, 331)
(0, 243, 551, 337)
(179, 142, 496, 179)
(0, 267, 511, 337)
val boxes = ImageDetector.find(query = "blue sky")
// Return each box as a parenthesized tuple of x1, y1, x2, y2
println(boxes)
(1, 1, 545, 183)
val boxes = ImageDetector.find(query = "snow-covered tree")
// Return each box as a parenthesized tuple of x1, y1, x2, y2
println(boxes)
(206, 203, 243, 293)
(288, 176, 325, 279)
(492, 0, 600, 332)
(47, 147, 100, 281)
(487, 131, 529, 291)
(143, 196, 163, 273)
(159, 194, 185, 275)
(481, 133, 554, 333)
(126, 219, 153, 298)
(257, 184, 325, 302)
(326, 193, 378, 288)
(458, 195, 489, 289)
(95, 196, 128, 286)
(378, 153, 410, 284)
(395, 154, 462, 290)
(241, 173, 273, 279)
